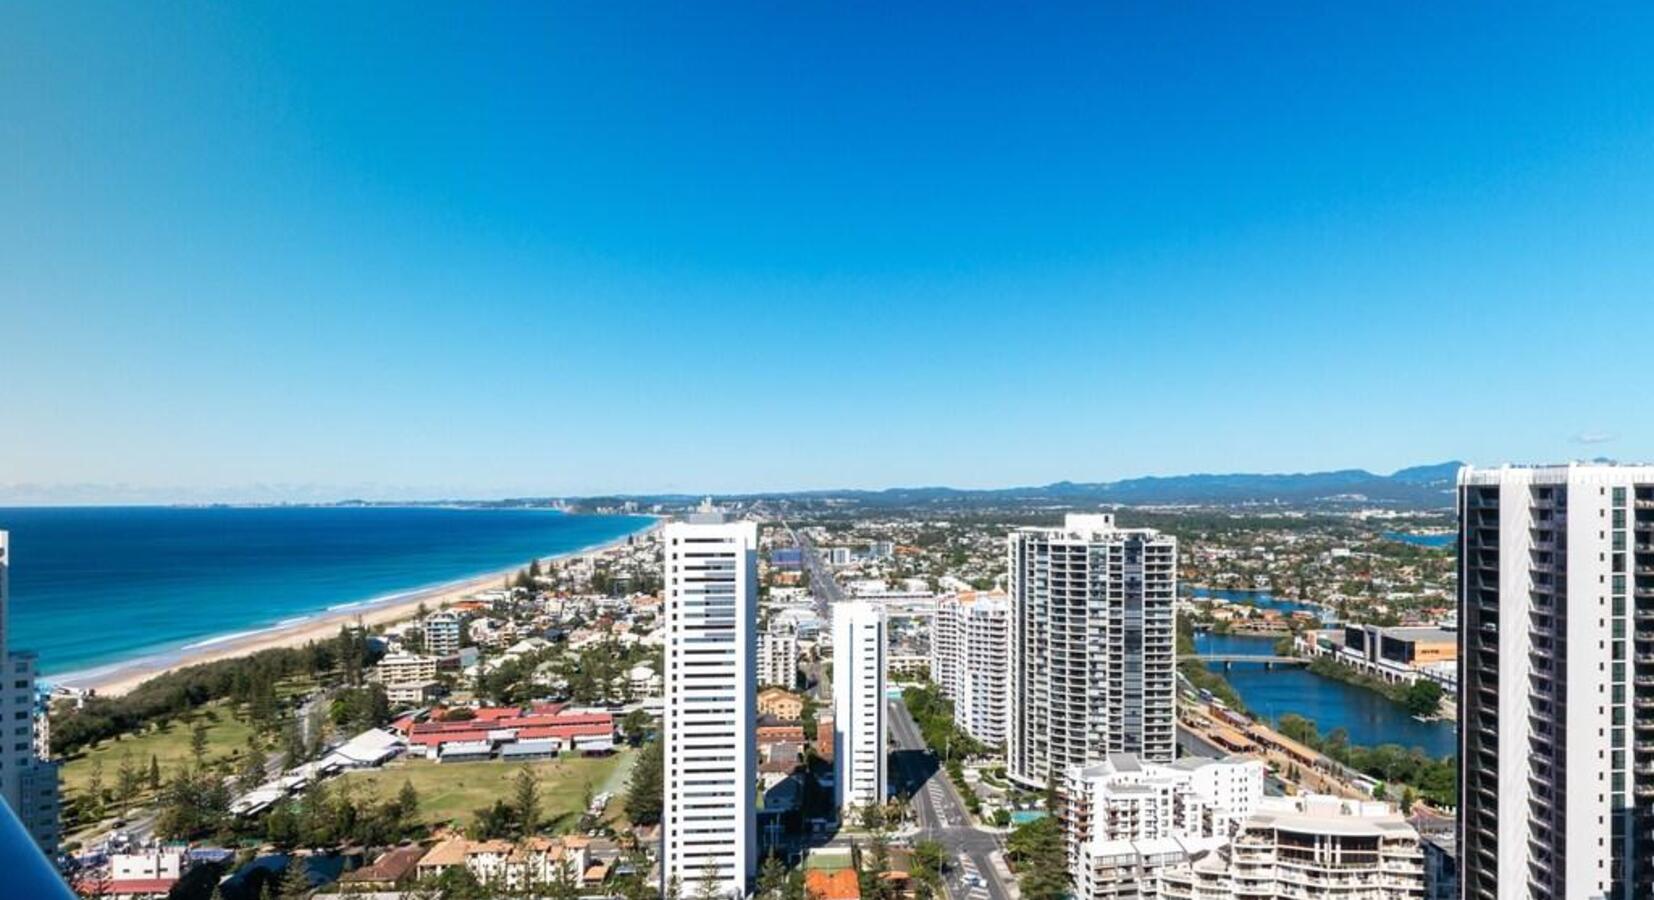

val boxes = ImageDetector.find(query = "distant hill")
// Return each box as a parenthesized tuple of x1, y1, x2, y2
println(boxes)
(565, 459, 1462, 509)
(573, 461, 1465, 511)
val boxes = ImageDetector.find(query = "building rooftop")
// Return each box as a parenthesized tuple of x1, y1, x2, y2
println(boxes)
(1247, 796, 1417, 837)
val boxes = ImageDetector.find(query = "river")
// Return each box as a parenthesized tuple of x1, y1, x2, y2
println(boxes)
(1187, 587, 1336, 623)
(1193, 631, 1457, 758)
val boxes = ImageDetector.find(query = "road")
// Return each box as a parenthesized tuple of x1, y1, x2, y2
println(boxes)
(785, 522, 843, 701)
(789, 523, 845, 615)
(786, 520, 1008, 898)
(887, 699, 1012, 900)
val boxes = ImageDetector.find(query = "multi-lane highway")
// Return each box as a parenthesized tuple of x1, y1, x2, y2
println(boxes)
(787, 522, 843, 701)
(888, 699, 1013, 900)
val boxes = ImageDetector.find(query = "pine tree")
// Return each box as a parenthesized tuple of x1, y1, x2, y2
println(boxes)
(278, 855, 313, 899)
(513, 767, 542, 836)
(695, 858, 726, 900)
(757, 854, 787, 900)
(241, 736, 268, 791)
(85, 758, 106, 821)
(147, 754, 162, 791)
(190, 720, 210, 768)
(116, 751, 141, 811)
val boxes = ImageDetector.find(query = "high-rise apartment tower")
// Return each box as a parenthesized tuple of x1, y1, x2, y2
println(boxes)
(1458, 463, 1654, 900)
(661, 512, 758, 899)
(832, 600, 887, 816)
(1008, 514, 1178, 788)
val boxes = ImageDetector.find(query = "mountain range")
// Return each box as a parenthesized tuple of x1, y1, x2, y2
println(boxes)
(561, 461, 1466, 511)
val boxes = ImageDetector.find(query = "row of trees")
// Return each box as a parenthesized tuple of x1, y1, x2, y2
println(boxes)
(54, 626, 377, 756)
(263, 777, 422, 849)
(900, 684, 988, 760)
(1275, 713, 1457, 807)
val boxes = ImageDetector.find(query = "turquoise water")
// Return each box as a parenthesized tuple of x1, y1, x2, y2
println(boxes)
(1194, 632, 1456, 757)
(0, 506, 654, 678)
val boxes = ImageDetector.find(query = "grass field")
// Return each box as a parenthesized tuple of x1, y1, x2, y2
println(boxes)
(59, 700, 258, 801)
(341, 750, 632, 831)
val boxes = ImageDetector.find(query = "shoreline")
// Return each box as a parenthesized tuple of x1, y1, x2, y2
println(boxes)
(54, 518, 661, 698)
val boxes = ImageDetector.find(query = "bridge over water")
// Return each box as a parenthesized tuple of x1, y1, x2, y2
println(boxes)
(1179, 653, 1311, 670)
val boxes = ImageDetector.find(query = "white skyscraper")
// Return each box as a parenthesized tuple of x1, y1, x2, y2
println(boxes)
(931, 591, 1010, 746)
(1458, 463, 1654, 900)
(661, 511, 757, 899)
(758, 623, 798, 689)
(832, 600, 887, 816)
(1008, 514, 1178, 788)
(0, 532, 61, 853)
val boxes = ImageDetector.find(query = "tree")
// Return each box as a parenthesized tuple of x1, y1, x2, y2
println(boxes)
(513, 767, 542, 836)
(624, 739, 663, 825)
(265, 803, 300, 848)
(397, 779, 420, 822)
(240, 737, 269, 793)
(154, 767, 229, 841)
(859, 834, 896, 900)
(190, 720, 210, 768)
(911, 839, 945, 900)
(1404, 679, 1443, 717)
(280, 718, 306, 770)
(471, 800, 514, 840)
(85, 758, 106, 821)
(1006, 816, 1066, 900)
(621, 708, 651, 744)
(116, 751, 142, 811)
(278, 855, 313, 899)
(147, 754, 162, 791)
(757, 855, 788, 900)
(695, 858, 726, 900)
(298, 780, 336, 848)
(857, 802, 886, 832)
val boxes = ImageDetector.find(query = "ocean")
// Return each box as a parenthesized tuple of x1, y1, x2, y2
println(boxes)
(0, 506, 654, 679)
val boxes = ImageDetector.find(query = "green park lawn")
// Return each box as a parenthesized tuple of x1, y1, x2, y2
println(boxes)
(341, 749, 634, 832)
(59, 700, 258, 801)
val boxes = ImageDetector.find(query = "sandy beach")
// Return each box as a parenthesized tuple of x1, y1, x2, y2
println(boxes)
(57, 521, 659, 698)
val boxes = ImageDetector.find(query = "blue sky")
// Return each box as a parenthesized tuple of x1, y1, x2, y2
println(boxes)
(4, 4, 1654, 500)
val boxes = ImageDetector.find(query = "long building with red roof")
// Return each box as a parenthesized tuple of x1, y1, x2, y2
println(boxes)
(401, 706, 614, 752)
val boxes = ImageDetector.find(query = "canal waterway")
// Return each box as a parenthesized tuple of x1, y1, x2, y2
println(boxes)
(1193, 631, 1457, 758)
(1187, 587, 1335, 622)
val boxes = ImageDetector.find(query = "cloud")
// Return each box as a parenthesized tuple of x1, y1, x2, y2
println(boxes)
(1572, 430, 1619, 445)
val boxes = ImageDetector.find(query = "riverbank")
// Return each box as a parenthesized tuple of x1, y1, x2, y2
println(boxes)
(1192, 631, 1456, 757)
(56, 521, 659, 698)
(1303, 655, 1449, 721)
